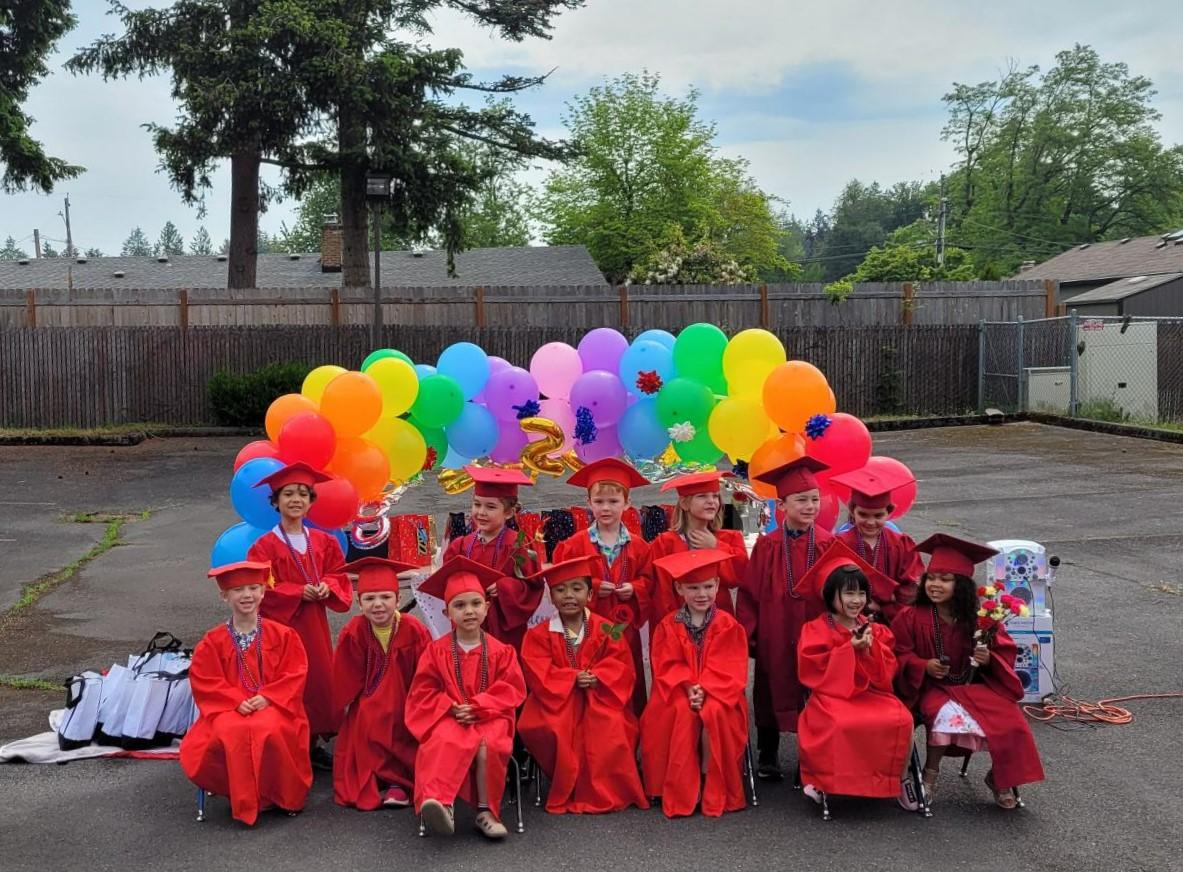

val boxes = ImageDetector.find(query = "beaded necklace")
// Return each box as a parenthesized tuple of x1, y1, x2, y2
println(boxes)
(226, 617, 264, 692)
(782, 526, 816, 599)
(561, 613, 587, 668)
(450, 630, 489, 703)
(930, 606, 971, 684)
(854, 533, 882, 570)
(278, 524, 320, 588)
(363, 618, 398, 697)
(465, 527, 508, 567)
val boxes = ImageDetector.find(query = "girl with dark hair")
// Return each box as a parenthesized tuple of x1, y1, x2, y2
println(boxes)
(891, 534, 1045, 809)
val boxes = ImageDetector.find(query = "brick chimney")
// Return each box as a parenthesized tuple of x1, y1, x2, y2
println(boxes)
(320, 214, 342, 273)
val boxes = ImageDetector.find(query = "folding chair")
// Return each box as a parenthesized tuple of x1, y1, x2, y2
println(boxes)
(195, 786, 300, 822)
(417, 755, 526, 836)
(957, 753, 1024, 808)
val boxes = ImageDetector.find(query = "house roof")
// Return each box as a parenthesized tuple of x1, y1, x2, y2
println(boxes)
(1065, 272, 1183, 304)
(0, 245, 606, 290)
(1014, 230, 1183, 284)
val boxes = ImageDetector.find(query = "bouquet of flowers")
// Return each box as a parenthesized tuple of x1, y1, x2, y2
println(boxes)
(971, 581, 1030, 677)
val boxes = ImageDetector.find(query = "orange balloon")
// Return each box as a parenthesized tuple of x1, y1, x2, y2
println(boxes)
(264, 393, 317, 443)
(747, 432, 806, 500)
(327, 437, 390, 502)
(762, 360, 836, 434)
(320, 371, 383, 438)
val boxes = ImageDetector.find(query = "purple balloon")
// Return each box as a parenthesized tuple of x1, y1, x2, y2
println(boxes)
(578, 328, 629, 374)
(489, 420, 528, 463)
(569, 369, 628, 427)
(484, 366, 541, 422)
(472, 356, 510, 404)
(575, 425, 621, 463)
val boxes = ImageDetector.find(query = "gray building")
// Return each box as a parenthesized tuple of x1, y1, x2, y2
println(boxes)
(1059, 272, 1183, 317)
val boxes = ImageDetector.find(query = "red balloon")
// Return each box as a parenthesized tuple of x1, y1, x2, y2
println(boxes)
(816, 488, 841, 533)
(307, 475, 360, 529)
(864, 455, 918, 519)
(278, 412, 337, 469)
(805, 412, 872, 478)
(234, 439, 280, 470)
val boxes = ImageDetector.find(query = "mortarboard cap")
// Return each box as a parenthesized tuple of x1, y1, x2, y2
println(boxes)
(752, 456, 829, 499)
(208, 561, 273, 591)
(342, 556, 419, 594)
(915, 534, 998, 578)
(567, 458, 650, 492)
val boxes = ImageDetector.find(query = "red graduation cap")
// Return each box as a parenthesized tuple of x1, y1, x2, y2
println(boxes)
(829, 464, 915, 510)
(342, 556, 419, 594)
(653, 548, 733, 586)
(465, 466, 533, 499)
(659, 470, 723, 497)
(529, 555, 600, 589)
(915, 534, 998, 578)
(208, 560, 273, 591)
(794, 539, 898, 606)
(752, 456, 829, 499)
(567, 458, 650, 492)
(253, 461, 332, 493)
(417, 555, 503, 605)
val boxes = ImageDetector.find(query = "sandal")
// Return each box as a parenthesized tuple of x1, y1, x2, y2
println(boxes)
(474, 810, 508, 840)
(985, 770, 1018, 810)
(420, 798, 455, 835)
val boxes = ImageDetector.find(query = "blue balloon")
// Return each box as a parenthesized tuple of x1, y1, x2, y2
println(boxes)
(230, 457, 283, 529)
(634, 329, 676, 350)
(309, 521, 350, 555)
(445, 402, 500, 459)
(414, 363, 437, 380)
(441, 447, 472, 470)
(763, 500, 779, 534)
(210, 521, 268, 567)
(834, 520, 903, 534)
(437, 342, 491, 400)
(618, 398, 669, 459)
(619, 339, 676, 397)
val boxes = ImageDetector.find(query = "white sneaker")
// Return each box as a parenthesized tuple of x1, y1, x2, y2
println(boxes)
(897, 774, 924, 811)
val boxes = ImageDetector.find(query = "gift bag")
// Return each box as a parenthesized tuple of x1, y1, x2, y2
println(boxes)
(156, 676, 198, 743)
(120, 673, 174, 748)
(129, 632, 187, 675)
(57, 672, 103, 751)
(95, 663, 133, 744)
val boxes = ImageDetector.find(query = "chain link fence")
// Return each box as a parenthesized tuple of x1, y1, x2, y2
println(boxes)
(979, 313, 1183, 427)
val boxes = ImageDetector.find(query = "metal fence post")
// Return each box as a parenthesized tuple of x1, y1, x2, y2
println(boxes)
(977, 319, 986, 413)
(1068, 308, 1079, 417)
(1016, 315, 1025, 411)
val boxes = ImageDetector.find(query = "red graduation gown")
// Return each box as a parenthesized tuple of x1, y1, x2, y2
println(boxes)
(180, 621, 312, 826)
(737, 525, 835, 732)
(552, 531, 652, 714)
(797, 615, 913, 798)
(518, 616, 649, 814)
(640, 611, 750, 818)
(405, 632, 526, 817)
(836, 527, 923, 622)
(331, 614, 431, 810)
(891, 606, 1045, 790)
(248, 528, 351, 737)
(443, 531, 543, 651)
(647, 529, 749, 619)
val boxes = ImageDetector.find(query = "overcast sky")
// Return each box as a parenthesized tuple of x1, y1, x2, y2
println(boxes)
(3, 0, 1181, 256)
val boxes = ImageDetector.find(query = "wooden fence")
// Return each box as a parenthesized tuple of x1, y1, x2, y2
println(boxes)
(0, 280, 1053, 329)
(0, 324, 981, 428)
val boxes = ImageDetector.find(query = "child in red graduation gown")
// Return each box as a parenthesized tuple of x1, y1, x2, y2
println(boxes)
(180, 561, 312, 826)
(406, 557, 527, 840)
(552, 458, 653, 714)
(641, 550, 750, 818)
(442, 466, 542, 652)
(736, 456, 834, 779)
(831, 464, 924, 622)
(247, 461, 351, 768)
(332, 557, 431, 811)
(647, 471, 749, 619)
(891, 534, 1045, 809)
(795, 543, 913, 803)
(518, 555, 649, 814)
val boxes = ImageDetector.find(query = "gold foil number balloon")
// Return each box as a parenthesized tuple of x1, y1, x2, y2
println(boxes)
(437, 467, 474, 495)
(519, 417, 566, 476)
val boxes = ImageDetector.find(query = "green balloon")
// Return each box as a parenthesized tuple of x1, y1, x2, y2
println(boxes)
(675, 428, 724, 465)
(362, 348, 414, 372)
(673, 323, 728, 385)
(656, 377, 717, 428)
(409, 416, 449, 470)
(409, 374, 464, 429)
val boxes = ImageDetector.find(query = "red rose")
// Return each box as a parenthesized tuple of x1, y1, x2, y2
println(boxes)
(977, 586, 989, 598)
(611, 605, 633, 624)
(977, 615, 995, 631)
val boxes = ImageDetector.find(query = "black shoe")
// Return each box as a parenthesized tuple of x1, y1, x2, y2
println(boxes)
(310, 745, 334, 771)
(757, 760, 783, 781)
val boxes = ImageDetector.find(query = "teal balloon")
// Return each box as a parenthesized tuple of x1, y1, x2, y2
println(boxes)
(673, 323, 728, 386)
(656, 377, 716, 428)
(362, 348, 413, 371)
(619, 398, 669, 459)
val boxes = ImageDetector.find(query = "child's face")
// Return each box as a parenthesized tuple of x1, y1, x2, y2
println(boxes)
(682, 491, 720, 523)
(359, 590, 399, 627)
(924, 572, 956, 604)
(550, 578, 590, 617)
(852, 505, 891, 538)
(470, 495, 510, 536)
(589, 489, 627, 528)
(448, 592, 489, 633)
(781, 489, 820, 528)
(276, 484, 312, 520)
(677, 578, 718, 613)
(220, 584, 265, 618)
(832, 586, 867, 620)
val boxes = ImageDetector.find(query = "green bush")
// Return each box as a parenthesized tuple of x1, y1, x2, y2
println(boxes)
(208, 362, 314, 427)
(1077, 397, 1131, 424)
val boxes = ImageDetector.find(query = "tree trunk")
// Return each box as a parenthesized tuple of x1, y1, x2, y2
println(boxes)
(339, 109, 370, 288)
(227, 149, 260, 289)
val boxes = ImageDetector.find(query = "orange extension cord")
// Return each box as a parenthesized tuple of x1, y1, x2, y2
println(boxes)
(1024, 693, 1183, 725)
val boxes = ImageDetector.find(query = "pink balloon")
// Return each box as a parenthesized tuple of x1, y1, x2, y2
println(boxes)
(864, 456, 918, 519)
(535, 398, 575, 453)
(530, 342, 583, 400)
(484, 366, 540, 422)
(234, 440, 280, 471)
(805, 412, 872, 477)
(568, 369, 628, 427)
(575, 425, 621, 463)
(489, 421, 528, 463)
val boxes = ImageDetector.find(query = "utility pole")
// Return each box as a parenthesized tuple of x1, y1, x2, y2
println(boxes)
(59, 194, 74, 257)
(33, 229, 41, 258)
(936, 175, 948, 269)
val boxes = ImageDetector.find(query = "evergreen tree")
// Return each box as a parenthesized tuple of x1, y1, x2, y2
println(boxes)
(121, 227, 152, 256)
(0, 236, 30, 260)
(189, 225, 213, 254)
(155, 220, 185, 256)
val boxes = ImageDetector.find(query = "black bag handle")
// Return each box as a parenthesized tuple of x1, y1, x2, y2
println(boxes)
(142, 632, 184, 654)
(64, 676, 84, 709)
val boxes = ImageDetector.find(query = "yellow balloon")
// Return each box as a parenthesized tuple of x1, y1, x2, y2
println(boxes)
(301, 365, 347, 405)
(723, 329, 786, 394)
(708, 397, 772, 461)
(365, 417, 427, 483)
(367, 357, 419, 417)
(727, 358, 779, 398)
